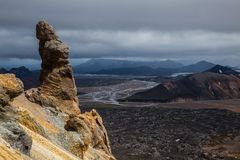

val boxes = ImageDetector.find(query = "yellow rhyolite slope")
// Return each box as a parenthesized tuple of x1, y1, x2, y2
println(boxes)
(10, 93, 115, 160)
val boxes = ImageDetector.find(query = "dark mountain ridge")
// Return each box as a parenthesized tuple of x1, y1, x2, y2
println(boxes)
(206, 64, 239, 75)
(176, 60, 215, 73)
(0, 66, 39, 89)
(0, 68, 7, 73)
(9, 66, 32, 77)
(124, 65, 240, 102)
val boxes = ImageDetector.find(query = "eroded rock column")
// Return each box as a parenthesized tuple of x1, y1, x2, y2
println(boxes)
(27, 21, 80, 115)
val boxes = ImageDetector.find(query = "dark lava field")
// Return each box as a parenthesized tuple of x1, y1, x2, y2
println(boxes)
(83, 106, 240, 160)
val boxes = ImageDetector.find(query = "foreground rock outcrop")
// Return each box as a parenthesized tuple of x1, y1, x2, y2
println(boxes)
(0, 74, 32, 159)
(65, 110, 112, 157)
(26, 21, 80, 115)
(0, 21, 115, 160)
(0, 74, 24, 104)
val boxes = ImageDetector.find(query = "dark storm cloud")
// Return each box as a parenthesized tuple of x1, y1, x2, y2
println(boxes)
(1, 0, 240, 31)
(0, 0, 240, 65)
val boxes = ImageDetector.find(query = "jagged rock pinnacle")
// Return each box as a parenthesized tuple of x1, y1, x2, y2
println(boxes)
(26, 21, 80, 115)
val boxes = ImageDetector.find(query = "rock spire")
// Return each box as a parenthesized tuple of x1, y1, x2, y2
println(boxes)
(27, 21, 80, 115)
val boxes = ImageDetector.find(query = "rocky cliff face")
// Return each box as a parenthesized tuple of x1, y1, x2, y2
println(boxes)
(0, 21, 115, 160)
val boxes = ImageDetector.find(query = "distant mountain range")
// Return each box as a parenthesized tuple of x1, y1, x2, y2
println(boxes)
(93, 60, 218, 76)
(1, 59, 233, 78)
(73, 59, 184, 74)
(0, 60, 239, 91)
(74, 59, 219, 76)
(123, 65, 240, 102)
(177, 60, 216, 73)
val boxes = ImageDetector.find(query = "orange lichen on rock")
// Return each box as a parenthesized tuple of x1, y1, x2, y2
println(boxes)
(17, 109, 47, 137)
(65, 109, 115, 160)
(0, 74, 23, 98)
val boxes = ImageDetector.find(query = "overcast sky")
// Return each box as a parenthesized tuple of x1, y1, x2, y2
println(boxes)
(0, 0, 240, 68)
